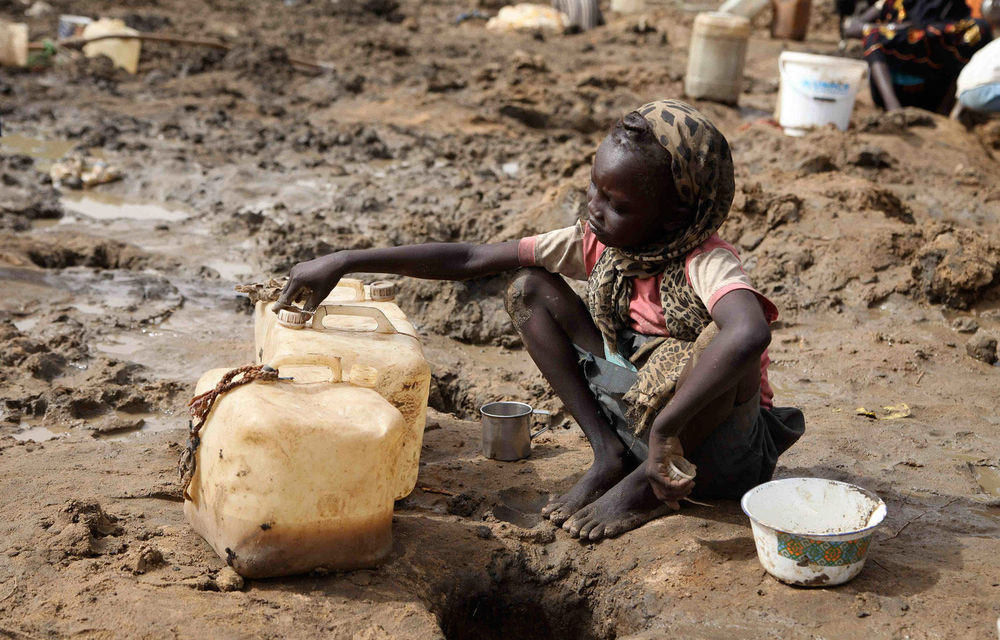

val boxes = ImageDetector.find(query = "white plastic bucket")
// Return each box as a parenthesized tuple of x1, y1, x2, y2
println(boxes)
(777, 52, 869, 136)
(685, 12, 751, 105)
(741, 478, 887, 586)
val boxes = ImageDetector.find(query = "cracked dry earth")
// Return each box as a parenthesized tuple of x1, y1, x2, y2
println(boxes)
(2, 0, 1000, 637)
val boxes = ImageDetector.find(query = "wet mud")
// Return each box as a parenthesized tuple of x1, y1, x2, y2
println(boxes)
(2, 0, 1000, 637)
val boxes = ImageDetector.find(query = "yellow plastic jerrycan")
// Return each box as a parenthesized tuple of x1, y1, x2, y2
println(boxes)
(254, 279, 431, 501)
(183, 362, 405, 578)
(81, 18, 142, 74)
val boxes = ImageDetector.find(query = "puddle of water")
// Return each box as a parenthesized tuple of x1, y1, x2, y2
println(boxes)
(61, 191, 190, 222)
(94, 333, 145, 357)
(203, 259, 254, 282)
(12, 316, 39, 332)
(12, 421, 71, 442)
(972, 508, 1000, 523)
(0, 134, 76, 169)
(739, 106, 773, 121)
(98, 412, 184, 441)
(970, 464, 1000, 498)
(95, 277, 254, 381)
(72, 302, 105, 315)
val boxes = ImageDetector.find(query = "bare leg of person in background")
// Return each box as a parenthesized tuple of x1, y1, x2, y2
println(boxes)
(871, 60, 904, 111)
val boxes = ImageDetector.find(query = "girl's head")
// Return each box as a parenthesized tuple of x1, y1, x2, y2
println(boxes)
(587, 100, 734, 258)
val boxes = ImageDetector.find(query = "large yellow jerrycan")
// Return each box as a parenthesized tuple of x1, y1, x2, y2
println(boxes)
(254, 279, 431, 501)
(183, 363, 405, 578)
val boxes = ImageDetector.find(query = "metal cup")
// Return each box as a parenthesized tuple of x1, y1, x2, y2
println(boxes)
(480, 401, 551, 461)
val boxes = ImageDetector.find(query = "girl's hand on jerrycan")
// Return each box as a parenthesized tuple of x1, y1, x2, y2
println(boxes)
(276, 252, 347, 312)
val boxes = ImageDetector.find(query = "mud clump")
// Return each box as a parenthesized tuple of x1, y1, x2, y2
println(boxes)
(858, 108, 937, 134)
(0, 155, 62, 228)
(8, 234, 179, 271)
(913, 228, 1000, 308)
(966, 332, 998, 365)
(861, 188, 914, 224)
(847, 145, 893, 169)
(398, 278, 519, 347)
(130, 545, 166, 574)
(213, 567, 245, 592)
(49, 499, 124, 559)
(796, 153, 837, 175)
(221, 42, 298, 93)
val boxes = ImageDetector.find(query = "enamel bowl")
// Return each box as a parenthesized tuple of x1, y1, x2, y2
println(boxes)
(741, 477, 887, 587)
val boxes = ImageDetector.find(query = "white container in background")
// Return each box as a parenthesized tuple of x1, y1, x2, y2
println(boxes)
(685, 12, 751, 105)
(81, 18, 141, 74)
(612, 0, 647, 13)
(57, 15, 92, 39)
(741, 477, 887, 586)
(718, 0, 770, 19)
(777, 51, 869, 136)
(0, 21, 29, 68)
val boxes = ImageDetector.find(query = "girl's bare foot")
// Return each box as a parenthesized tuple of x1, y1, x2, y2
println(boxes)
(541, 455, 633, 525)
(562, 464, 678, 541)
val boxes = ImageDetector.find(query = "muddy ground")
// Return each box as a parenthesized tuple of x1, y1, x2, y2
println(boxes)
(2, 0, 1000, 637)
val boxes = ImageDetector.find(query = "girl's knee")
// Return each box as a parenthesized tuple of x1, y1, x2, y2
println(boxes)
(504, 268, 558, 327)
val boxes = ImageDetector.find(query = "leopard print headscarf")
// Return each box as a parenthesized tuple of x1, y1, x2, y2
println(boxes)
(585, 99, 735, 436)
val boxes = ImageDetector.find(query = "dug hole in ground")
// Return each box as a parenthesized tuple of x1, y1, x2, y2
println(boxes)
(1, 0, 1000, 637)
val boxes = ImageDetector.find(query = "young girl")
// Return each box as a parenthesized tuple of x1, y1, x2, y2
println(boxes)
(276, 99, 805, 541)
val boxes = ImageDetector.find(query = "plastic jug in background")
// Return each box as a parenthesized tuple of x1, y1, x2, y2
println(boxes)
(685, 12, 752, 105)
(0, 21, 29, 68)
(718, 0, 770, 19)
(771, 0, 811, 41)
(81, 18, 141, 73)
(255, 278, 431, 501)
(183, 363, 405, 578)
(611, 0, 647, 13)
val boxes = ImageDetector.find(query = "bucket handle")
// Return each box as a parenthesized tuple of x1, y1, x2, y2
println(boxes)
(311, 304, 397, 334)
(778, 58, 869, 103)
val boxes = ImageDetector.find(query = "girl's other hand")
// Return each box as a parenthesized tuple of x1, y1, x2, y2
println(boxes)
(275, 252, 346, 312)
(645, 435, 695, 508)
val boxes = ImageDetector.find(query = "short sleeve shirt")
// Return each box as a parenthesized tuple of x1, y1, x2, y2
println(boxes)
(517, 222, 778, 408)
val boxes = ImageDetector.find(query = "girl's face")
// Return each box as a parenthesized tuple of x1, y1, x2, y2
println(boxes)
(586, 137, 688, 249)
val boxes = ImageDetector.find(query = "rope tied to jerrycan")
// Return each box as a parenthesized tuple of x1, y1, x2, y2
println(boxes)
(178, 364, 279, 498)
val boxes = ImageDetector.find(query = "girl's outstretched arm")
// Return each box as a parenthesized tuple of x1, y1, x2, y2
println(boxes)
(645, 289, 771, 502)
(276, 241, 521, 310)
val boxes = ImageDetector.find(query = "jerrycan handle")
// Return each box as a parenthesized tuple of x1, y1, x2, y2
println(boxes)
(311, 304, 397, 334)
(337, 278, 367, 302)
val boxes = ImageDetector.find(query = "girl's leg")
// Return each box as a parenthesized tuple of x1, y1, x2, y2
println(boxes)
(505, 268, 633, 524)
(563, 355, 761, 541)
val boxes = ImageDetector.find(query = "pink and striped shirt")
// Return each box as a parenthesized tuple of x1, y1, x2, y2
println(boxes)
(518, 222, 777, 408)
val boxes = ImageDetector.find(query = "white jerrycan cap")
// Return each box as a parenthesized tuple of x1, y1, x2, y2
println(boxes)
(368, 280, 397, 302)
(275, 306, 311, 329)
(349, 364, 380, 388)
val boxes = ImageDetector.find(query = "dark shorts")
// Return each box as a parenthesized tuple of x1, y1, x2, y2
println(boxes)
(574, 343, 805, 500)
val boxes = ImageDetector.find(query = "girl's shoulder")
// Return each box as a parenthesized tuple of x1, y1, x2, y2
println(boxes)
(685, 233, 741, 266)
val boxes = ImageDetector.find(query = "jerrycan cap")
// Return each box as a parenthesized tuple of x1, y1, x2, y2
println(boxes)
(276, 307, 311, 329)
(350, 364, 379, 388)
(369, 280, 397, 302)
